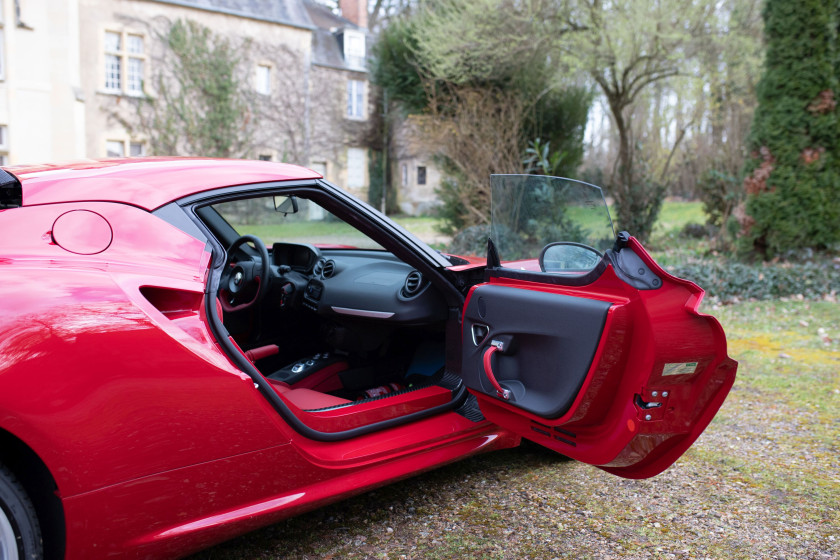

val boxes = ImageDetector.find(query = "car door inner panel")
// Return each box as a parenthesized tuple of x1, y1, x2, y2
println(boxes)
(461, 284, 611, 418)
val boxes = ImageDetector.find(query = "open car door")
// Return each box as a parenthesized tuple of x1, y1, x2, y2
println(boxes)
(460, 175, 737, 479)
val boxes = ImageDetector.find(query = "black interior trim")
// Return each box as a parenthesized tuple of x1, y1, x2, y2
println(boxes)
(178, 180, 470, 441)
(0, 168, 22, 209)
(461, 283, 611, 418)
(203, 272, 468, 441)
(303, 377, 451, 413)
(484, 257, 608, 287)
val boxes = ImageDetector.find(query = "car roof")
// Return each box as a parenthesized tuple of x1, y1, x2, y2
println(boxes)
(9, 157, 321, 211)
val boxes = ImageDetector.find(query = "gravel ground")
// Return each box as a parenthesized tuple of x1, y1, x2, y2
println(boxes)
(189, 302, 840, 560)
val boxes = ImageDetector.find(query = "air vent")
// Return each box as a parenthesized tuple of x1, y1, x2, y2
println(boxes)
(529, 420, 577, 447)
(313, 258, 325, 276)
(321, 260, 336, 278)
(402, 271, 423, 297)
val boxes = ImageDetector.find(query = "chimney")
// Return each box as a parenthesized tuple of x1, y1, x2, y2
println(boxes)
(339, 0, 367, 29)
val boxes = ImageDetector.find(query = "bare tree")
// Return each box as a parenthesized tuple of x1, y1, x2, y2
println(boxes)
(423, 87, 527, 229)
(563, 0, 717, 239)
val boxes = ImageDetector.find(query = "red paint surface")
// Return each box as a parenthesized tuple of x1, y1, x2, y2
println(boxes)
(465, 236, 737, 478)
(0, 173, 519, 558)
(11, 157, 320, 211)
(51, 210, 113, 254)
(0, 160, 735, 558)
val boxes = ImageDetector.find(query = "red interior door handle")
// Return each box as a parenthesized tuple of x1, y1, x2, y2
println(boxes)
(482, 344, 511, 400)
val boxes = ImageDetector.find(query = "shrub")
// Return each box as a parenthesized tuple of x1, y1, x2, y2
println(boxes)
(669, 260, 840, 302)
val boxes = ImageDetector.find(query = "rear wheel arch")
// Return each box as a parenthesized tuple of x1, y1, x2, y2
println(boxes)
(0, 429, 65, 560)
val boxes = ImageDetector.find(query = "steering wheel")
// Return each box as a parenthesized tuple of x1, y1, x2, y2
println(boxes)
(219, 235, 270, 312)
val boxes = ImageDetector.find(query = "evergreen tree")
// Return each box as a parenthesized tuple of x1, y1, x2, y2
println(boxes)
(739, 0, 840, 257)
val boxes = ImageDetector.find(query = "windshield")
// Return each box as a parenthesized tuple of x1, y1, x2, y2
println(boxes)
(212, 196, 386, 250)
(490, 175, 615, 269)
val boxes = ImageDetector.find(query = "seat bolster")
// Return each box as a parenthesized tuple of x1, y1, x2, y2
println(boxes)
(282, 388, 351, 410)
(267, 379, 350, 409)
(245, 344, 280, 362)
(267, 379, 291, 393)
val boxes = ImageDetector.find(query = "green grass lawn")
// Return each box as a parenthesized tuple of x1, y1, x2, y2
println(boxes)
(652, 200, 706, 236)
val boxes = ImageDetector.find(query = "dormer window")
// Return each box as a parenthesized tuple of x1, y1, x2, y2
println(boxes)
(343, 30, 365, 70)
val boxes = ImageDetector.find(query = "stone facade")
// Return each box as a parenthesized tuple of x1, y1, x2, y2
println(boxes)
(391, 113, 441, 216)
(1, 0, 372, 199)
(0, 0, 86, 165)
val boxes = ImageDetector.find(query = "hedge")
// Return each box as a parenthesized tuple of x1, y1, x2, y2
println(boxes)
(668, 260, 840, 302)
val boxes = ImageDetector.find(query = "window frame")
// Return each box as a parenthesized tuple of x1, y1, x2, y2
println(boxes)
(106, 138, 146, 158)
(346, 79, 366, 120)
(343, 30, 366, 70)
(255, 63, 271, 96)
(0, 27, 5, 81)
(102, 29, 146, 96)
(0, 124, 8, 166)
(129, 141, 146, 157)
(106, 139, 125, 158)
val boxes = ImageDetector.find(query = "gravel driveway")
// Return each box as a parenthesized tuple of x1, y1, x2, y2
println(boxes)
(189, 302, 839, 560)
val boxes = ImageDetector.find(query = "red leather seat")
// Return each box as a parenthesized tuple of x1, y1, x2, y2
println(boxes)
(216, 298, 280, 363)
(217, 299, 347, 410)
(268, 379, 351, 410)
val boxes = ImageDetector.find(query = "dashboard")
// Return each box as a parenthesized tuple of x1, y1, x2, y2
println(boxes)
(270, 243, 447, 325)
(272, 242, 319, 272)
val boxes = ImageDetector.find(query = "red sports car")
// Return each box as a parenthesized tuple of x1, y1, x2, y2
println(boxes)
(0, 159, 736, 560)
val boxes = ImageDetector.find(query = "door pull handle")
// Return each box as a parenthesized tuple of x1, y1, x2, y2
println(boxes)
(482, 344, 511, 400)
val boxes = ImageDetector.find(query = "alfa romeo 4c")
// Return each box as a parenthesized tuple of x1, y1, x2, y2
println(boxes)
(0, 158, 736, 559)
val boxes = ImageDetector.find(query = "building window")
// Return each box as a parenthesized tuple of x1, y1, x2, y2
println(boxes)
(104, 30, 145, 94)
(106, 140, 124, 158)
(0, 125, 8, 165)
(129, 141, 145, 157)
(417, 166, 427, 185)
(0, 29, 5, 81)
(346, 148, 366, 188)
(343, 30, 366, 69)
(401, 164, 408, 186)
(256, 64, 271, 95)
(258, 154, 272, 161)
(346, 80, 365, 119)
(106, 139, 145, 158)
(126, 35, 144, 93)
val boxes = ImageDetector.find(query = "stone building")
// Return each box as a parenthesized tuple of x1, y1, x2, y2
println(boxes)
(1, 0, 373, 199)
(0, 0, 86, 165)
(390, 113, 441, 216)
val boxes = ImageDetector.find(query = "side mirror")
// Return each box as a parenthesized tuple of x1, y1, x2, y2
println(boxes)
(274, 195, 299, 216)
(539, 242, 602, 273)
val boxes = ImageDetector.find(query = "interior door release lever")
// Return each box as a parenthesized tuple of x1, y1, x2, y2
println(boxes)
(471, 324, 490, 346)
